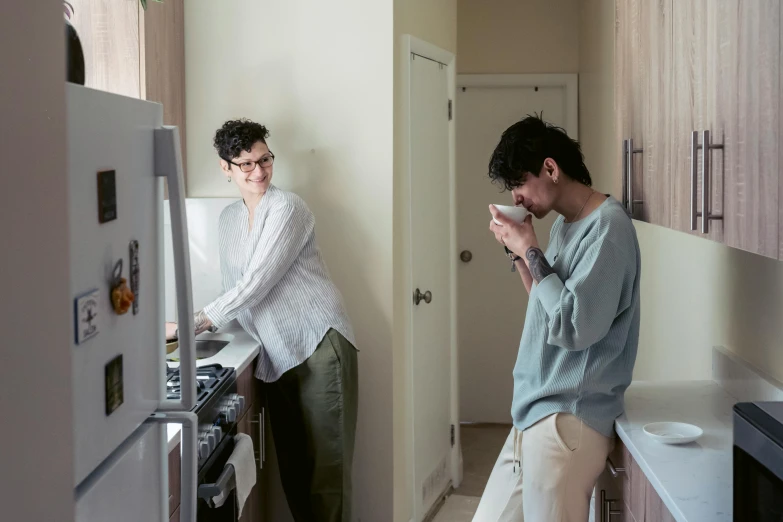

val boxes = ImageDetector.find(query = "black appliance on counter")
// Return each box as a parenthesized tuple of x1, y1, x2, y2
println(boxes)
(734, 402, 783, 521)
(167, 363, 245, 521)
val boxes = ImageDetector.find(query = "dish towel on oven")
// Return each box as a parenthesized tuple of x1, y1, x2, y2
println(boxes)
(211, 433, 257, 516)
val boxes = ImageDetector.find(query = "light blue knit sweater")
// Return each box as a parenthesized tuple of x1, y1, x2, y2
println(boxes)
(511, 197, 641, 438)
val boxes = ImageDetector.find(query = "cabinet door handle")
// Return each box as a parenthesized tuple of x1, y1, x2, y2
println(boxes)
(691, 131, 699, 231)
(250, 407, 265, 470)
(692, 130, 724, 233)
(622, 139, 629, 210)
(701, 130, 724, 234)
(600, 489, 623, 521)
(625, 138, 644, 216)
(606, 458, 626, 478)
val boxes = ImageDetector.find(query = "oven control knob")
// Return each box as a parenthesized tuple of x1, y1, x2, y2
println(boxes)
(205, 432, 216, 449)
(198, 440, 210, 460)
(221, 405, 237, 423)
(228, 393, 245, 413)
(211, 426, 223, 443)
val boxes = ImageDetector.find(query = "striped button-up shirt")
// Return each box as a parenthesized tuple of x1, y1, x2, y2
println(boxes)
(203, 185, 355, 382)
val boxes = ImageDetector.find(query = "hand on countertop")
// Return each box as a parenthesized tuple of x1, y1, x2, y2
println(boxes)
(165, 322, 178, 341)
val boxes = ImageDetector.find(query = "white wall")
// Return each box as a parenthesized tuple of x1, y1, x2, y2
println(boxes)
(579, 0, 783, 384)
(185, 1, 394, 519)
(578, 0, 617, 197)
(457, 0, 580, 74)
(0, 1, 74, 521)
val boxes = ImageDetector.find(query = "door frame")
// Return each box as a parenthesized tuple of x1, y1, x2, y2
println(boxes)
(454, 74, 579, 424)
(457, 74, 580, 139)
(399, 34, 459, 518)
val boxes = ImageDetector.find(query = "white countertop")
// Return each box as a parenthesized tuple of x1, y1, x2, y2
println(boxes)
(616, 381, 736, 522)
(166, 324, 260, 451)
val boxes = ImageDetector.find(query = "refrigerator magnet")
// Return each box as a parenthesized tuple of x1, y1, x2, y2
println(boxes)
(104, 354, 124, 416)
(129, 240, 139, 315)
(110, 258, 135, 315)
(97, 169, 117, 223)
(74, 288, 100, 344)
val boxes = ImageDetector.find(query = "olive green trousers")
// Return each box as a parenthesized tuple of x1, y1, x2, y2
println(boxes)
(265, 329, 358, 522)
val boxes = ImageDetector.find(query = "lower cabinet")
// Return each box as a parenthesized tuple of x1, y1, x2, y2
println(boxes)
(169, 442, 181, 521)
(236, 359, 266, 522)
(594, 437, 675, 522)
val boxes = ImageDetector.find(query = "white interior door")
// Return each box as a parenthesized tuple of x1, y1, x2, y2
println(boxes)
(410, 53, 452, 519)
(457, 84, 570, 424)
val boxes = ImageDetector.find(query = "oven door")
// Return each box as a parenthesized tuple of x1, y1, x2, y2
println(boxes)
(197, 426, 238, 522)
(734, 403, 783, 521)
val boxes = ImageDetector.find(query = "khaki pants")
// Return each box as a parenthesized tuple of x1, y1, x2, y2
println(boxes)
(265, 329, 358, 522)
(473, 413, 613, 522)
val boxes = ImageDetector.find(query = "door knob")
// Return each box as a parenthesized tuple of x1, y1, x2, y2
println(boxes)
(413, 288, 432, 305)
(460, 250, 473, 263)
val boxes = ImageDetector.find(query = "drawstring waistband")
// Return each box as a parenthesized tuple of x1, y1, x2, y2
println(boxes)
(512, 427, 522, 473)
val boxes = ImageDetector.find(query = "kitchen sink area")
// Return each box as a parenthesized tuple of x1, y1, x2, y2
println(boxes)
(167, 333, 235, 361)
(195, 338, 230, 359)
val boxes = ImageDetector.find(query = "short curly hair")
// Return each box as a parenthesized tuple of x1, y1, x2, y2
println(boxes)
(213, 119, 270, 162)
(488, 114, 591, 191)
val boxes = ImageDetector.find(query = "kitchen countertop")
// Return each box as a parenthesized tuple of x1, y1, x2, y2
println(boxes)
(616, 381, 736, 522)
(166, 323, 260, 451)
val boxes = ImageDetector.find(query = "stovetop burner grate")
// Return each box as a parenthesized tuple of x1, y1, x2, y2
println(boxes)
(166, 363, 234, 409)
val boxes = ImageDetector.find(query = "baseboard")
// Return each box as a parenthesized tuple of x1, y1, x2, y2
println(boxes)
(421, 484, 453, 522)
(713, 346, 783, 402)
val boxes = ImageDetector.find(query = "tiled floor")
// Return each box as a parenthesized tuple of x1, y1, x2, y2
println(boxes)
(432, 423, 510, 522)
(456, 423, 510, 497)
(431, 423, 596, 522)
(432, 495, 481, 522)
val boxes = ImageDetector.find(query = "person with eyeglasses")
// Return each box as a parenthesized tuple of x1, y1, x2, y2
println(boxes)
(166, 118, 358, 522)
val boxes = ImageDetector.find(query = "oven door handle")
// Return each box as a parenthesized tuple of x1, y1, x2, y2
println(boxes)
(197, 464, 236, 504)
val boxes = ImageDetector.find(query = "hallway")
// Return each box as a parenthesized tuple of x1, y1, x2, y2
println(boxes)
(432, 424, 509, 522)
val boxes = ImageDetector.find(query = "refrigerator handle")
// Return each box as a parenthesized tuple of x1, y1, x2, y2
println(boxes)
(149, 411, 198, 522)
(154, 126, 197, 411)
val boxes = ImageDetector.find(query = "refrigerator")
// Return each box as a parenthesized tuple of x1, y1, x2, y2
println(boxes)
(67, 83, 199, 522)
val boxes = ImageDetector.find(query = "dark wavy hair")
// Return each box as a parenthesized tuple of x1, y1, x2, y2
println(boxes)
(213, 119, 270, 162)
(488, 114, 591, 191)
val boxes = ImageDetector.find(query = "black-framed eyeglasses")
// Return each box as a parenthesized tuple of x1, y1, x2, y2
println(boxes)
(229, 152, 275, 173)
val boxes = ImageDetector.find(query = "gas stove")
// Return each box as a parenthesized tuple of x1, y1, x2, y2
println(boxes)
(166, 363, 245, 474)
(166, 363, 235, 410)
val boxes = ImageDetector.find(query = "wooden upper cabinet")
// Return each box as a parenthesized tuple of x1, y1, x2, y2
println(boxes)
(670, 0, 719, 241)
(637, 0, 672, 227)
(618, 0, 781, 259)
(615, 0, 643, 219)
(142, 0, 187, 174)
(615, 0, 672, 227)
(710, 0, 780, 259)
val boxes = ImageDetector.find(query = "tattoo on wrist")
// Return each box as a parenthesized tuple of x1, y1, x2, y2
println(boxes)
(526, 247, 555, 282)
(193, 310, 212, 335)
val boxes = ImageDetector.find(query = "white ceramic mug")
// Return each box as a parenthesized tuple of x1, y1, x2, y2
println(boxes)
(492, 204, 530, 225)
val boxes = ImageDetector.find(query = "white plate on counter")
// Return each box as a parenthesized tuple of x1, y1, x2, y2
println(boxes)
(643, 422, 703, 445)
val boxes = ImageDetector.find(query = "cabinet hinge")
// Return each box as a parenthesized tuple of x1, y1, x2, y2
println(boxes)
(448, 99, 453, 121)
